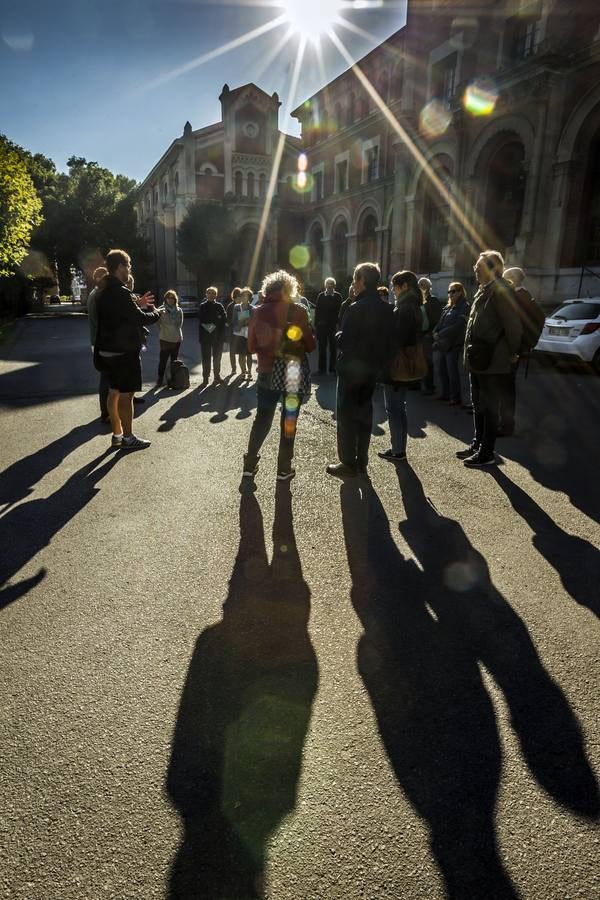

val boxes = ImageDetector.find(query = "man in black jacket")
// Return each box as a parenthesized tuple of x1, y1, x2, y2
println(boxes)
(198, 286, 226, 386)
(315, 277, 343, 374)
(327, 263, 395, 478)
(95, 249, 160, 450)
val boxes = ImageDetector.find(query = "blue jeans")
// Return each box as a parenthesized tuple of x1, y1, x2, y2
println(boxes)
(247, 373, 300, 471)
(383, 384, 408, 454)
(439, 349, 462, 402)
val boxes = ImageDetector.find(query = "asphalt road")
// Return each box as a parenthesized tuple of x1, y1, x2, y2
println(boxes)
(1, 316, 599, 900)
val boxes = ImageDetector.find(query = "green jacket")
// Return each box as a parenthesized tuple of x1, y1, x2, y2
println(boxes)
(464, 278, 522, 374)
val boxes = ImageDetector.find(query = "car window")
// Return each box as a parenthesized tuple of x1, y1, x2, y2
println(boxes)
(550, 303, 600, 321)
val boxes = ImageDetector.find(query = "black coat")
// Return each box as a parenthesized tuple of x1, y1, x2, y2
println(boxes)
(198, 300, 226, 340)
(382, 291, 422, 385)
(315, 290, 343, 331)
(337, 290, 395, 384)
(96, 276, 159, 354)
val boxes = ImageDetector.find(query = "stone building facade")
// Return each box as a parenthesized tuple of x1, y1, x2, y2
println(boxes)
(137, 0, 600, 303)
(136, 83, 303, 298)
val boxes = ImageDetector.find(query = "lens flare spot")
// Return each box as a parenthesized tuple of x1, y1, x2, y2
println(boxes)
(289, 245, 310, 269)
(419, 100, 452, 139)
(444, 560, 480, 592)
(298, 153, 308, 172)
(292, 171, 312, 194)
(463, 78, 499, 117)
(285, 394, 300, 412)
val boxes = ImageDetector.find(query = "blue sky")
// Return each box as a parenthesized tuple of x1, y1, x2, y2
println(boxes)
(0, 0, 406, 182)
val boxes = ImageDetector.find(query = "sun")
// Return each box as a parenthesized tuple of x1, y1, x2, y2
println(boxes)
(282, 0, 344, 42)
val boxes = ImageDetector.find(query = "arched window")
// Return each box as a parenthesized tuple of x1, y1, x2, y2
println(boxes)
(234, 171, 243, 196)
(247, 171, 255, 198)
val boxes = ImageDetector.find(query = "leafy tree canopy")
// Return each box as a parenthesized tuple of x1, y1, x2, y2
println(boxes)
(177, 202, 238, 289)
(0, 136, 43, 276)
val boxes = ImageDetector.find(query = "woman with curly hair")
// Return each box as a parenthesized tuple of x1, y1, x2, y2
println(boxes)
(242, 270, 315, 482)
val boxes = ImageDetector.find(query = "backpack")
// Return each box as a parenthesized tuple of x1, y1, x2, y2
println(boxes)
(513, 287, 545, 353)
(168, 359, 190, 390)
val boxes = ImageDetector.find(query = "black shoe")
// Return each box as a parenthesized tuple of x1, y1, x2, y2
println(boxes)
(464, 453, 496, 468)
(378, 449, 407, 461)
(456, 445, 479, 459)
(133, 395, 145, 404)
(326, 463, 357, 478)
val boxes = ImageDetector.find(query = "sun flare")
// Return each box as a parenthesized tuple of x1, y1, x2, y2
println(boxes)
(282, 0, 343, 41)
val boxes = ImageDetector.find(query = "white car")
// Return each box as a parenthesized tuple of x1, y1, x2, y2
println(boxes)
(534, 297, 600, 373)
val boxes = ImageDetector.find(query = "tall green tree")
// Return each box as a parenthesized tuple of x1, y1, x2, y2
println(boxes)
(0, 137, 43, 276)
(177, 202, 238, 291)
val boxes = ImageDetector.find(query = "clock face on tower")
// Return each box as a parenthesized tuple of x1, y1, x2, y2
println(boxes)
(243, 121, 259, 138)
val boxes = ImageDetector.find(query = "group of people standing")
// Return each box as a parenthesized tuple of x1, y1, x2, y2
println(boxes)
(87, 244, 532, 479)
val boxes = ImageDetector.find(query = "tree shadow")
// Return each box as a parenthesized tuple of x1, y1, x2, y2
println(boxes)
(158, 380, 257, 431)
(0, 450, 122, 611)
(491, 468, 600, 619)
(340, 469, 598, 899)
(0, 419, 103, 512)
(166, 485, 318, 899)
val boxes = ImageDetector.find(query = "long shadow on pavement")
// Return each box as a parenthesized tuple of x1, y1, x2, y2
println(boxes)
(415, 363, 600, 525)
(158, 377, 257, 431)
(0, 419, 102, 512)
(166, 484, 318, 899)
(492, 468, 600, 619)
(340, 468, 598, 900)
(0, 450, 122, 611)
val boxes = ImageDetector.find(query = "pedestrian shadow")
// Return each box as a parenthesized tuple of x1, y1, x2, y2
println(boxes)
(0, 450, 122, 611)
(158, 380, 257, 431)
(339, 469, 598, 900)
(0, 419, 102, 513)
(491, 468, 600, 618)
(166, 485, 318, 899)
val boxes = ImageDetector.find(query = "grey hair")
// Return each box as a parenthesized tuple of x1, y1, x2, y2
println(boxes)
(325, 276, 336, 286)
(261, 269, 298, 298)
(503, 266, 524, 286)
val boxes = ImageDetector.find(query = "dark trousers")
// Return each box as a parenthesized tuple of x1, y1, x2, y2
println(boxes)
(470, 372, 503, 457)
(317, 326, 337, 372)
(200, 334, 222, 381)
(498, 362, 518, 434)
(99, 370, 110, 417)
(158, 340, 181, 383)
(247, 374, 300, 471)
(439, 349, 462, 402)
(336, 377, 375, 468)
